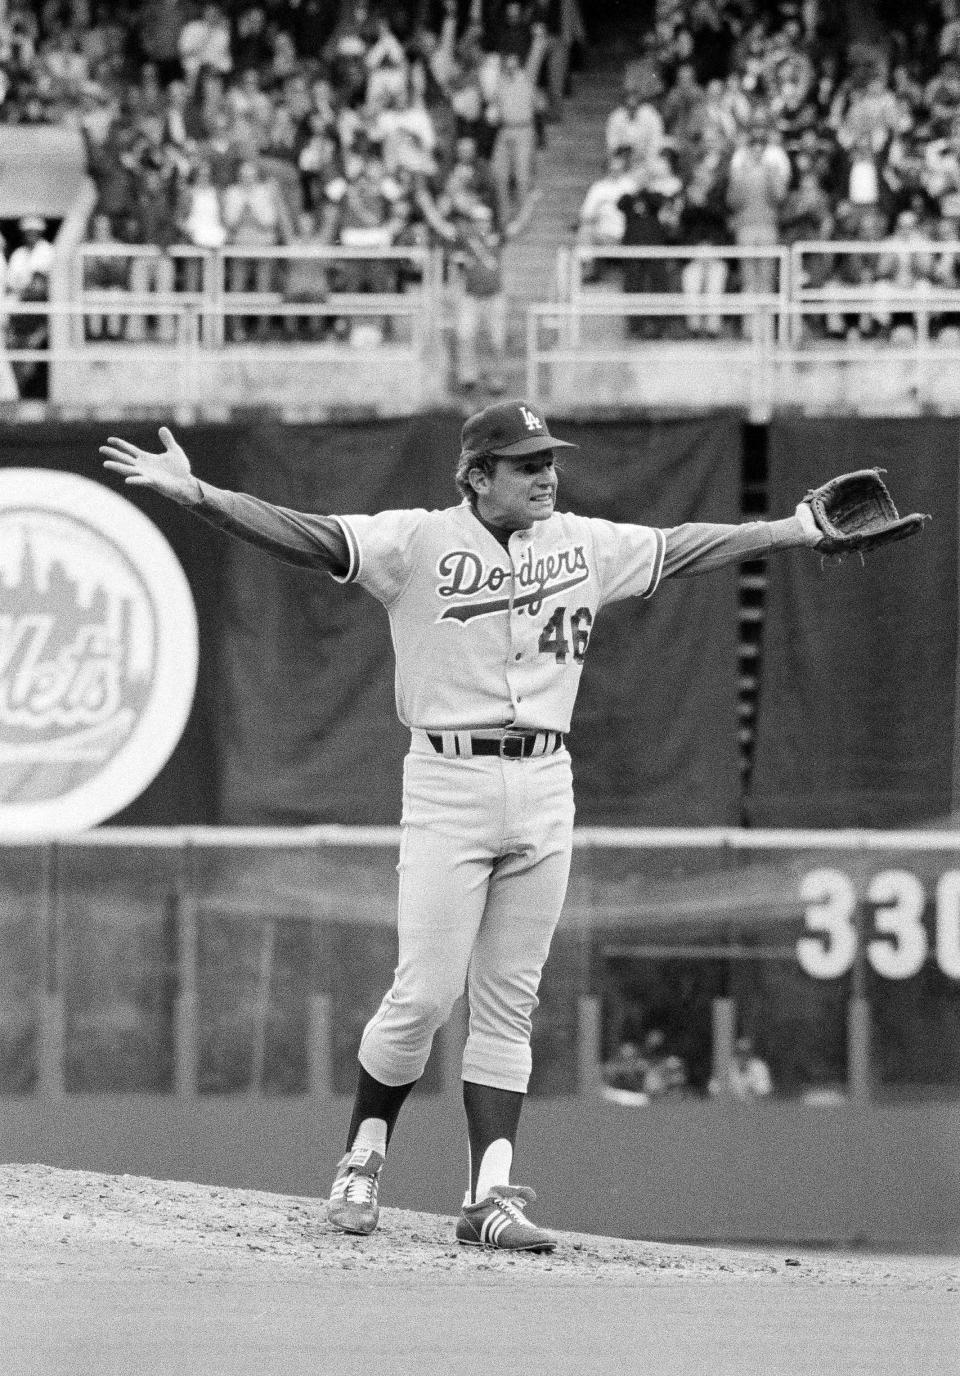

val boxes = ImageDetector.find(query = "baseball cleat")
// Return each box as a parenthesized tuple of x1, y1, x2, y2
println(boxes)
(455, 1184, 556, 1253)
(327, 1146, 385, 1236)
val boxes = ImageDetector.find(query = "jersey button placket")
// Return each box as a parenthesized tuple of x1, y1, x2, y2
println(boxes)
(506, 534, 524, 710)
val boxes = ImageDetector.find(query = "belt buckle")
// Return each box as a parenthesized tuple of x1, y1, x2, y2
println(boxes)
(499, 731, 527, 759)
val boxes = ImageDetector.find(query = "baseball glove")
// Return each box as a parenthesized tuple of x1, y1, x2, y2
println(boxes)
(802, 469, 930, 556)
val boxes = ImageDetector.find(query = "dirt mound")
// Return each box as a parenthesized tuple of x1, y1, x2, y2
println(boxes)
(1, 1164, 956, 1289)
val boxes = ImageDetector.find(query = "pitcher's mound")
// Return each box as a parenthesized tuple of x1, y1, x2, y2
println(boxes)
(2, 1163, 956, 1290)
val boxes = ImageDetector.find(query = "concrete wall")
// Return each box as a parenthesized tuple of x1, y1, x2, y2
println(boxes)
(49, 345, 448, 420)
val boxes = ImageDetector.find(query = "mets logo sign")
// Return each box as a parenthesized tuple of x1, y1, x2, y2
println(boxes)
(0, 470, 199, 837)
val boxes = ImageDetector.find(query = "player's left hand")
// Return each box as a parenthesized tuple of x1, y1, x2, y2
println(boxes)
(794, 499, 821, 545)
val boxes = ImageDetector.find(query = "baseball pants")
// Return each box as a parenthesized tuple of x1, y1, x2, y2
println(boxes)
(358, 733, 575, 1094)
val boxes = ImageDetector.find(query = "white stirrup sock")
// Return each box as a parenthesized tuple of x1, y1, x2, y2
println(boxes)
(474, 1138, 514, 1203)
(352, 1117, 388, 1157)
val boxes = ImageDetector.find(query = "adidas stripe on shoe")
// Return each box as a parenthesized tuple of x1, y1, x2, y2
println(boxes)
(455, 1184, 556, 1253)
(327, 1146, 384, 1236)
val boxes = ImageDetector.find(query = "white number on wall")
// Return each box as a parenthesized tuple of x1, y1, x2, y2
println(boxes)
(797, 868, 858, 978)
(935, 871, 960, 980)
(866, 870, 928, 979)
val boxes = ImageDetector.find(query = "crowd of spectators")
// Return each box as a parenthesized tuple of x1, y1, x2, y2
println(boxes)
(577, 0, 960, 342)
(0, 0, 579, 371)
(601, 1026, 774, 1104)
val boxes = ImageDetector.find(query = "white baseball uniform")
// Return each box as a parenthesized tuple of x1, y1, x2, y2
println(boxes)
(187, 481, 808, 1092)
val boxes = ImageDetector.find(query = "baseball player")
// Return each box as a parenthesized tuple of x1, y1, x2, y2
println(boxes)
(101, 400, 826, 1254)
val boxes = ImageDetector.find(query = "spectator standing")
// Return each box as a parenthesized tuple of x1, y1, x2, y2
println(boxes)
(133, 61, 167, 121)
(232, 4, 274, 73)
(226, 68, 274, 149)
(137, 0, 186, 85)
(876, 207, 935, 341)
(488, 22, 549, 236)
(726, 122, 791, 317)
(845, 134, 883, 223)
(178, 3, 232, 89)
(198, 107, 244, 189)
(39, 27, 89, 107)
(222, 156, 292, 340)
(282, 209, 330, 341)
(124, 167, 180, 343)
(437, 134, 498, 225)
(187, 66, 228, 141)
(446, 28, 490, 154)
(6, 216, 54, 298)
(780, 164, 834, 246)
(838, 70, 902, 155)
(450, 200, 507, 394)
(6, 270, 49, 400)
(83, 211, 128, 341)
(179, 156, 227, 250)
(605, 66, 665, 175)
(678, 135, 731, 336)
(662, 61, 704, 147)
(177, 156, 226, 292)
(268, 31, 299, 87)
(163, 78, 196, 153)
(576, 147, 635, 250)
(617, 165, 681, 338)
(261, 101, 303, 217)
(297, 115, 342, 213)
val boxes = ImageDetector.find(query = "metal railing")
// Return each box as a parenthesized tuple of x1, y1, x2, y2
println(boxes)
(8, 237, 960, 414)
(68, 242, 441, 351)
(560, 241, 792, 333)
(529, 272, 960, 418)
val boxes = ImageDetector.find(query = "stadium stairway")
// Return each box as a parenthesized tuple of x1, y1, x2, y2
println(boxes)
(495, 41, 628, 393)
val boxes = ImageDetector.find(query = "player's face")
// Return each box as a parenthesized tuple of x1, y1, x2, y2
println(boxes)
(474, 455, 558, 529)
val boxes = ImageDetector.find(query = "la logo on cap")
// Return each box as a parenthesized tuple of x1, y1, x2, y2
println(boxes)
(519, 406, 543, 432)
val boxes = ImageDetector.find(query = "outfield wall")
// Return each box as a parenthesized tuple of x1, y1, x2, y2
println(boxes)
(3, 829, 960, 1247)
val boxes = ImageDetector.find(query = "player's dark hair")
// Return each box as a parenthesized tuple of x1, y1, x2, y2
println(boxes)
(455, 452, 498, 504)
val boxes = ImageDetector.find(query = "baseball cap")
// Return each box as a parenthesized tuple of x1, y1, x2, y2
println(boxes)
(460, 399, 577, 460)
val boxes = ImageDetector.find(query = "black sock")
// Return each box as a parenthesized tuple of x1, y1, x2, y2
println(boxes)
(345, 1065, 417, 1153)
(463, 1080, 525, 1202)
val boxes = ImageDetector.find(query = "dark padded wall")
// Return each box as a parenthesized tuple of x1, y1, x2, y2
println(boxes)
(750, 417, 957, 827)
(555, 416, 742, 825)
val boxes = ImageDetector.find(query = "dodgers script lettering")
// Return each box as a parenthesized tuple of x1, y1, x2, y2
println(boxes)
(436, 545, 589, 620)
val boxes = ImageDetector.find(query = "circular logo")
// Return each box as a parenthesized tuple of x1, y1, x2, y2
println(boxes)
(0, 470, 199, 837)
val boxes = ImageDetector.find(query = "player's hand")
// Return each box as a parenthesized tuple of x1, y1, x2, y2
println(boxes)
(99, 427, 198, 504)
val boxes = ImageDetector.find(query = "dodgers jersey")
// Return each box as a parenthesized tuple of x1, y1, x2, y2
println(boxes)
(187, 480, 809, 736)
(330, 501, 664, 733)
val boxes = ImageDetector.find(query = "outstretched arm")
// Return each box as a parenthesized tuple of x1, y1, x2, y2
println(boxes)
(100, 428, 350, 574)
(661, 505, 820, 579)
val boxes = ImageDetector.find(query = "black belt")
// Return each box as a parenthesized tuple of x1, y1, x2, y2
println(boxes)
(426, 731, 565, 759)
